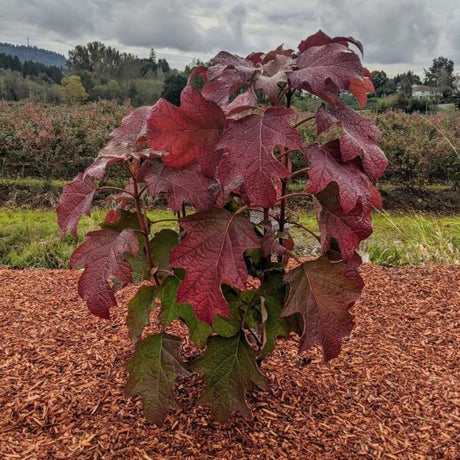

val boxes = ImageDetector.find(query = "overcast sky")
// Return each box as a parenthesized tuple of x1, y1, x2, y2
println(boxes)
(0, 0, 458, 77)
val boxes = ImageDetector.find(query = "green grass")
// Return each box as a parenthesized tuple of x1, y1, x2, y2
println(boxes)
(0, 208, 176, 269)
(362, 211, 459, 265)
(0, 208, 458, 269)
(0, 177, 68, 188)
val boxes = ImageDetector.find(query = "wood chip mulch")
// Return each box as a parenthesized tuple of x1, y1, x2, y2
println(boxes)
(1, 265, 459, 459)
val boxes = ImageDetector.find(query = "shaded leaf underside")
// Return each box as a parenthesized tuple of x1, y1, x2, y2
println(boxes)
(283, 256, 363, 361)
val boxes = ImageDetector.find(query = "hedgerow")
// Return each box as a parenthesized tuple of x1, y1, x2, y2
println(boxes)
(0, 100, 131, 179)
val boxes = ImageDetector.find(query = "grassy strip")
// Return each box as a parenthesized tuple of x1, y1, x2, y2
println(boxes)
(0, 208, 176, 269)
(0, 208, 458, 269)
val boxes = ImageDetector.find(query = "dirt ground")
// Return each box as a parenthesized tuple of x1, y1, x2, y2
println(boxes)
(0, 265, 459, 459)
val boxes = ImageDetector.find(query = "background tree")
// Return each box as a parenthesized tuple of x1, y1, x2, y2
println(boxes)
(160, 72, 187, 105)
(58, 75, 88, 104)
(424, 56, 454, 88)
(394, 71, 421, 96)
(371, 70, 389, 96)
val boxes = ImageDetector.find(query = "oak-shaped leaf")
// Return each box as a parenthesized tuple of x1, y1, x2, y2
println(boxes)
(217, 108, 302, 207)
(202, 69, 247, 108)
(314, 183, 372, 260)
(125, 333, 190, 426)
(298, 30, 363, 55)
(290, 42, 363, 106)
(259, 270, 289, 357)
(169, 208, 260, 325)
(70, 228, 138, 318)
(57, 173, 97, 238)
(208, 51, 256, 82)
(283, 255, 363, 361)
(254, 54, 294, 104)
(150, 229, 179, 275)
(316, 105, 388, 181)
(192, 332, 267, 422)
(85, 106, 152, 180)
(126, 285, 156, 343)
(348, 75, 375, 109)
(139, 158, 219, 213)
(305, 141, 382, 213)
(157, 274, 212, 348)
(147, 86, 226, 176)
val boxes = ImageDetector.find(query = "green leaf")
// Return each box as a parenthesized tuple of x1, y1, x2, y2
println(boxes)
(157, 275, 212, 348)
(125, 333, 190, 426)
(126, 285, 156, 343)
(259, 270, 289, 357)
(192, 332, 267, 422)
(151, 229, 179, 274)
(101, 209, 142, 232)
(212, 286, 243, 337)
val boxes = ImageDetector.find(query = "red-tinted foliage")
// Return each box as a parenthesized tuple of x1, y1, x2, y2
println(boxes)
(57, 30, 386, 425)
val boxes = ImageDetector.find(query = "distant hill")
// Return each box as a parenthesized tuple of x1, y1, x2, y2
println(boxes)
(0, 43, 66, 68)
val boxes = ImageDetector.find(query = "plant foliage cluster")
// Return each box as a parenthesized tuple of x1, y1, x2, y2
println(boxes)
(0, 100, 130, 179)
(296, 110, 460, 189)
(58, 31, 389, 423)
(2, 102, 457, 190)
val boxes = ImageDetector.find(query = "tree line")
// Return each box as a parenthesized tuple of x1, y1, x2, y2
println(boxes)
(0, 40, 458, 111)
(0, 41, 187, 106)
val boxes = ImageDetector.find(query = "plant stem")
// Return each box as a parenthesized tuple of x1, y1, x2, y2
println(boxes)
(289, 221, 321, 242)
(290, 167, 310, 178)
(293, 115, 315, 129)
(127, 163, 159, 286)
(97, 185, 134, 197)
(275, 192, 310, 202)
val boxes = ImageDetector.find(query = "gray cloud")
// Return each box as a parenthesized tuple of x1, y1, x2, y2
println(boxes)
(0, 0, 458, 75)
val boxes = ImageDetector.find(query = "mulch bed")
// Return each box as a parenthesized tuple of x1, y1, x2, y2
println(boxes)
(1, 265, 459, 459)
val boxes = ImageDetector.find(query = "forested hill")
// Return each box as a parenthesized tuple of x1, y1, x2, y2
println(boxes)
(0, 43, 66, 67)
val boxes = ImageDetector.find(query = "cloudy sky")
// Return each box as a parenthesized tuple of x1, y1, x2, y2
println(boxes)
(0, 0, 459, 77)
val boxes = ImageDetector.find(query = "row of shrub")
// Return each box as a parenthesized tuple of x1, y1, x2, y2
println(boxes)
(0, 100, 131, 179)
(0, 101, 459, 189)
(296, 110, 459, 189)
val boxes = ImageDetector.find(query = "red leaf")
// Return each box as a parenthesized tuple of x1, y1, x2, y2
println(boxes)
(85, 106, 152, 179)
(208, 51, 256, 82)
(261, 45, 294, 64)
(314, 183, 372, 259)
(70, 229, 139, 318)
(169, 209, 260, 325)
(283, 255, 363, 361)
(187, 65, 208, 85)
(348, 76, 375, 109)
(254, 54, 294, 104)
(202, 70, 244, 106)
(305, 141, 382, 214)
(224, 87, 258, 116)
(316, 105, 388, 181)
(298, 30, 363, 55)
(147, 87, 226, 177)
(57, 173, 97, 238)
(290, 43, 363, 106)
(138, 158, 219, 212)
(217, 108, 302, 207)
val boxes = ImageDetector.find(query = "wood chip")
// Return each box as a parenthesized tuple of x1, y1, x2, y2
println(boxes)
(0, 265, 459, 458)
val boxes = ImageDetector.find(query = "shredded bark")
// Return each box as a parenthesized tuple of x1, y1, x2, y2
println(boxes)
(1, 265, 459, 459)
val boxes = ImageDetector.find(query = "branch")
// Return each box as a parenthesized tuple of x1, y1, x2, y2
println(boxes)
(275, 192, 310, 203)
(97, 185, 134, 197)
(293, 115, 315, 129)
(289, 221, 321, 242)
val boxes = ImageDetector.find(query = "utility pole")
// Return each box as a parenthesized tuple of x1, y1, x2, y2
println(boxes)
(27, 36, 30, 47)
